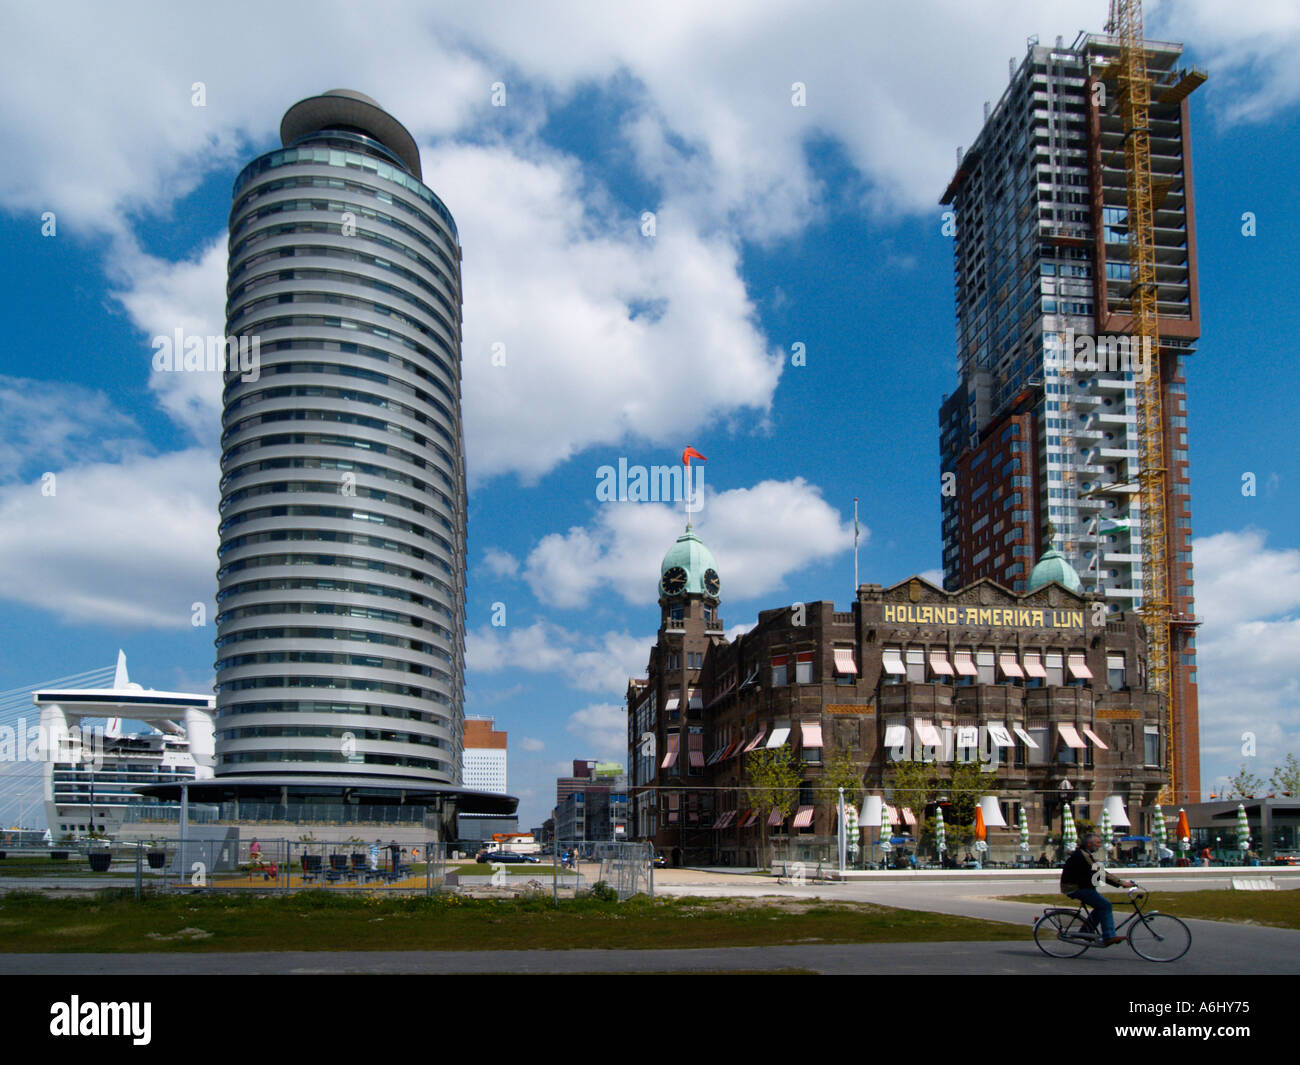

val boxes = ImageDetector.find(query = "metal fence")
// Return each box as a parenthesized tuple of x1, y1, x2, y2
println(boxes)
(593, 841, 653, 900)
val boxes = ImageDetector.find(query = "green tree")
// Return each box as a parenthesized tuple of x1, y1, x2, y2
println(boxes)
(1227, 764, 1265, 799)
(744, 747, 800, 869)
(1270, 753, 1300, 798)
(821, 745, 864, 804)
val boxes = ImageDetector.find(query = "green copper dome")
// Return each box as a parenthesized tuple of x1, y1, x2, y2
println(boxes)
(1025, 547, 1083, 594)
(659, 526, 720, 598)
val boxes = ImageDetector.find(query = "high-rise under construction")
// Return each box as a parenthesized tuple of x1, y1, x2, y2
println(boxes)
(938, 26, 1205, 801)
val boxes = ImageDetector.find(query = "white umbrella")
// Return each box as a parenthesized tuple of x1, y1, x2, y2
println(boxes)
(1062, 803, 1077, 852)
(934, 805, 947, 856)
(1018, 805, 1030, 852)
(1236, 803, 1250, 853)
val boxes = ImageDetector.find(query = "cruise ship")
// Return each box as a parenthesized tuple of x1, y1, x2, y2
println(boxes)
(32, 653, 215, 840)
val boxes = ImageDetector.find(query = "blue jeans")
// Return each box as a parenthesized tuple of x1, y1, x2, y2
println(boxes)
(1067, 888, 1115, 939)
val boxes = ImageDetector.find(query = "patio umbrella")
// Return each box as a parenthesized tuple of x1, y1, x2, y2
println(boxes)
(1062, 802, 1077, 853)
(1018, 806, 1030, 852)
(934, 805, 946, 855)
(1176, 807, 1191, 853)
(973, 804, 987, 854)
(879, 803, 892, 850)
(1153, 805, 1167, 849)
(844, 803, 859, 859)
(1100, 808, 1113, 852)
(1236, 803, 1250, 852)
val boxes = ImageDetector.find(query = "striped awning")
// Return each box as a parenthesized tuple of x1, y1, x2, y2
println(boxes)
(1082, 727, 1109, 750)
(768, 808, 784, 827)
(882, 649, 906, 675)
(929, 650, 954, 676)
(792, 806, 815, 829)
(1023, 652, 1046, 678)
(914, 718, 942, 747)
(998, 653, 1025, 679)
(1058, 723, 1087, 748)
(952, 650, 978, 676)
(1067, 653, 1094, 679)
(743, 729, 767, 753)
(660, 732, 679, 768)
(800, 720, 824, 747)
(714, 810, 736, 829)
(1013, 725, 1038, 749)
(833, 648, 858, 674)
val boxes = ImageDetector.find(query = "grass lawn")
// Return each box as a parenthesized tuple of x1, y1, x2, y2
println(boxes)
(0, 890, 1025, 953)
(1000, 889, 1300, 931)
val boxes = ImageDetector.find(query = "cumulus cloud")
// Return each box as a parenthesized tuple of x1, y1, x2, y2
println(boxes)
(566, 702, 628, 763)
(523, 477, 857, 608)
(0, 448, 218, 628)
(519, 737, 545, 752)
(466, 620, 654, 695)
(1192, 529, 1300, 786)
(481, 548, 521, 579)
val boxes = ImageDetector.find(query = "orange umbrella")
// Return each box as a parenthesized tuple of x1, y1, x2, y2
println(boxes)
(1176, 807, 1191, 852)
(974, 804, 987, 842)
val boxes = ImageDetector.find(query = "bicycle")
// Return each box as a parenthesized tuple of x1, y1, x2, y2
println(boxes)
(1033, 884, 1192, 962)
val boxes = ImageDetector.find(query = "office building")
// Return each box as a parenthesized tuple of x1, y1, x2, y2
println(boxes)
(629, 525, 1167, 866)
(938, 28, 1204, 799)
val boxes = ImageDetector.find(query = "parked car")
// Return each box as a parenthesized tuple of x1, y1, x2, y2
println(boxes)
(478, 850, 540, 863)
(652, 851, 668, 868)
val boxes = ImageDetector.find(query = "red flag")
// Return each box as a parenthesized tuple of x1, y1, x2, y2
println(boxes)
(682, 447, 706, 465)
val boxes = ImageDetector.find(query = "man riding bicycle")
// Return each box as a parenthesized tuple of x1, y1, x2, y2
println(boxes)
(1060, 832, 1135, 945)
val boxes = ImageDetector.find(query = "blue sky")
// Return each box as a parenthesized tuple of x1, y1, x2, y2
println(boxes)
(1, 1, 1298, 829)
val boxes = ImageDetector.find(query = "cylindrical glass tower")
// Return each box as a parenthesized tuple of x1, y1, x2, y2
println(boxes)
(214, 90, 466, 787)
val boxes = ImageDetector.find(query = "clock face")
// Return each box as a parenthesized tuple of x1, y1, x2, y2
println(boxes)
(703, 568, 721, 597)
(661, 566, 688, 596)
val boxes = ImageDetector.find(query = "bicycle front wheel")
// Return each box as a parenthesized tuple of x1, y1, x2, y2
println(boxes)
(1128, 913, 1192, 962)
(1034, 909, 1092, 958)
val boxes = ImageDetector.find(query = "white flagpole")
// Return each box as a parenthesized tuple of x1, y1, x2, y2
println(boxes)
(853, 497, 860, 591)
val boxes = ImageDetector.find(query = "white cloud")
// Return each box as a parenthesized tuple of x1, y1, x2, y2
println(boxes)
(523, 477, 856, 608)
(566, 702, 628, 763)
(519, 737, 545, 752)
(0, 448, 218, 628)
(1192, 529, 1300, 787)
(112, 237, 228, 445)
(481, 548, 520, 579)
(0, 376, 141, 479)
(466, 620, 653, 695)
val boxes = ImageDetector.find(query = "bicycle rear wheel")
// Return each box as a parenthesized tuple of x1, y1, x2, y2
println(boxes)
(1034, 909, 1092, 958)
(1127, 913, 1191, 962)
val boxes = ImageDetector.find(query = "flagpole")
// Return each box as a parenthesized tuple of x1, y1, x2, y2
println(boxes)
(853, 497, 859, 592)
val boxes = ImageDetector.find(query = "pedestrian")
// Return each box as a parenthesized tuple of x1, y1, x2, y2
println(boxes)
(389, 840, 402, 877)
(369, 840, 381, 872)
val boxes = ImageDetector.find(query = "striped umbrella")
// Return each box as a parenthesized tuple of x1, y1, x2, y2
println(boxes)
(1153, 805, 1167, 849)
(1062, 802, 1077, 853)
(1018, 805, 1030, 852)
(934, 805, 947, 854)
(880, 804, 892, 851)
(1236, 803, 1250, 852)
(844, 804, 859, 859)
(1100, 808, 1113, 852)
(1176, 807, 1191, 853)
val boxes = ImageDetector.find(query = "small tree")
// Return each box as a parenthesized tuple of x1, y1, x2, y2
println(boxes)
(744, 747, 800, 869)
(821, 745, 863, 806)
(1270, 753, 1300, 798)
(1227, 764, 1265, 800)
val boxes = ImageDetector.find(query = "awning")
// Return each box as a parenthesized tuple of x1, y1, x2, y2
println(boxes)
(884, 803, 900, 824)
(664, 696, 680, 711)
(833, 648, 858, 674)
(1067, 653, 1094, 679)
(714, 810, 736, 829)
(771, 654, 788, 668)
(738, 809, 756, 828)
(766, 727, 791, 748)
(705, 745, 725, 766)
(1057, 723, 1087, 748)
(1023, 652, 1046, 679)
(883, 724, 908, 747)
(743, 729, 767, 753)
(929, 650, 954, 676)
(987, 722, 1015, 748)
(1013, 725, 1038, 749)
(792, 806, 815, 829)
(719, 739, 741, 761)
(667, 792, 679, 823)
(738, 666, 760, 689)
(1082, 727, 1109, 750)
(956, 725, 978, 748)
(882, 649, 906, 675)
(688, 688, 703, 710)
(998, 653, 1025, 679)
(768, 808, 784, 827)
(800, 720, 824, 748)
(952, 650, 978, 677)
(914, 718, 942, 747)
(689, 747, 704, 768)
(902, 807, 917, 827)
(660, 733, 679, 768)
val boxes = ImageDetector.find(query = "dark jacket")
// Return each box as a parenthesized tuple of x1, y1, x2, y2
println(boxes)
(1060, 846, 1123, 893)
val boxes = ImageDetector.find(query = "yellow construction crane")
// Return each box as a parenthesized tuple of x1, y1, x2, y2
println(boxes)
(1104, 0, 1175, 804)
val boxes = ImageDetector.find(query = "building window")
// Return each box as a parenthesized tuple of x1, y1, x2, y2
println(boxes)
(1144, 726, 1161, 766)
(906, 648, 926, 684)
(771, 655, 788, 687)
(976, 650, 995, 686)
(1028, 727, 1049, 766)
(1107, 652, 1125, 691)
(802, 746, 822, 765)
(1045, 652, 1064, 686)
(795, 651, 814, 685)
